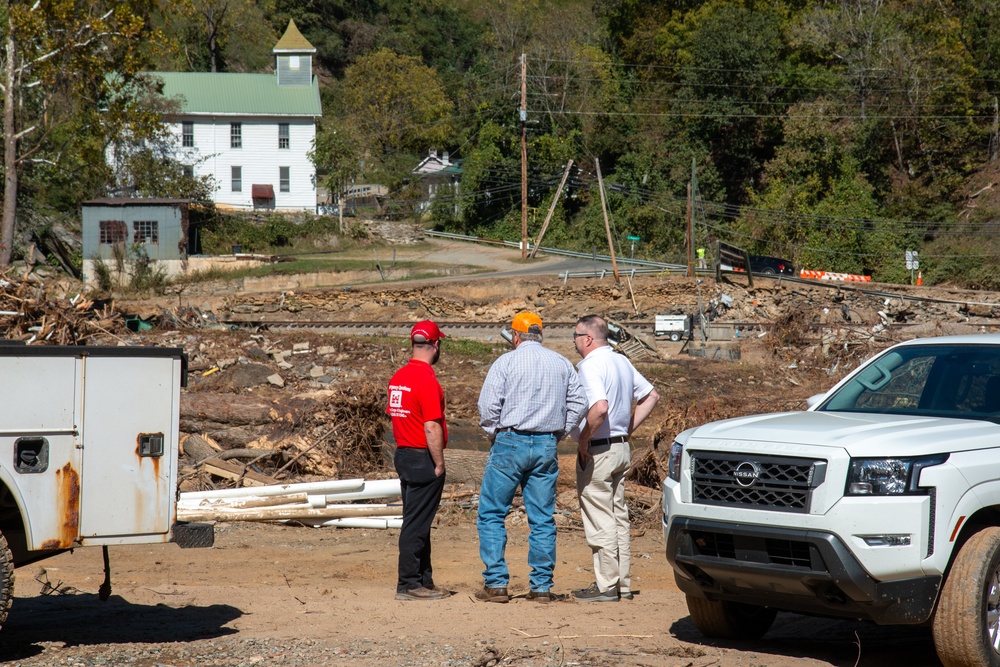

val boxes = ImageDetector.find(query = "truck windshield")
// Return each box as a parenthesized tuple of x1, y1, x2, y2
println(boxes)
(819, 344, 1000, 420)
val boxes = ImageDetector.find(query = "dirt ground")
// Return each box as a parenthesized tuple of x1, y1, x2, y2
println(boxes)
(3, 518, 944, 667)
(7, 238, 1000, 666)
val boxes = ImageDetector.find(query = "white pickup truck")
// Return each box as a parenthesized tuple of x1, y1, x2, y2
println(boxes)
(663, 334, 1000, 667)
(0, 343, 212, 629)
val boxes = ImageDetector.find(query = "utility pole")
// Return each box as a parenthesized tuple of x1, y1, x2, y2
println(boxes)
(529, 159, 573, 259)
(520, 53, 528, 261)
(595, 157, 620, 283)
(686, 182, 693, 278)
(337, 190, 344, 234)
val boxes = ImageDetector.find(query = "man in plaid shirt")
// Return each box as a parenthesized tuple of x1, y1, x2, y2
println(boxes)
(475, 311, 587, 603)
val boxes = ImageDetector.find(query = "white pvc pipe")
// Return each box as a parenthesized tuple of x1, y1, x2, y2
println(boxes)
(307, 479, 402, 506)
(181, 478, 365, 501)
(178, 492, 309, 510)
(177, 502, 400, 523)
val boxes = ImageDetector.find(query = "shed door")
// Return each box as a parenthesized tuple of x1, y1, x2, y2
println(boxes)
(79, 356, 179, 538)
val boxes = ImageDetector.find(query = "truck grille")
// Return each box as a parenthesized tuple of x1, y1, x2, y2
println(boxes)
(689, 530, 816, 569)
(691, 452, 826, 513)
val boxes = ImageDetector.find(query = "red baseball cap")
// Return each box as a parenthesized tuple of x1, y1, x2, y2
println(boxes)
(410, 320, 446, 343)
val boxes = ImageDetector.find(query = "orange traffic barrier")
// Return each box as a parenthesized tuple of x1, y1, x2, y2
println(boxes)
(799, 269, 872, 282)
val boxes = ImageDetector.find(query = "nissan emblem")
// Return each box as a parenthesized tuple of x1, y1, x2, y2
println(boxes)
(733, 461, 760, 487)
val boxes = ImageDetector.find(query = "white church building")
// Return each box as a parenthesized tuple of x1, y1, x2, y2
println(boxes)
(150, 20, 322, 212)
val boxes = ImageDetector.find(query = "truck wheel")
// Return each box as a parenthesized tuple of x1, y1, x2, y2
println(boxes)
(933, 527, 1000, 667)
(685, 594, 776, 640)
(670, 332, 681, 342)
(0, 530, 13, 629)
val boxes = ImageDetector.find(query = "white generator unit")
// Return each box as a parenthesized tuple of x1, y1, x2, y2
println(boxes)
(655, 314, 692, 342)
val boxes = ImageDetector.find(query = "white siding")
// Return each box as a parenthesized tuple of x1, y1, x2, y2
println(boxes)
(169, 116, 317, 211)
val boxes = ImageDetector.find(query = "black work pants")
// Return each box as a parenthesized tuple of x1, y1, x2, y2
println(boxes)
(394, 446, 446, 592)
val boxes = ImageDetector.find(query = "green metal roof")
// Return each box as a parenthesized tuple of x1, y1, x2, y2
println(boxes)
(148, 72, 322, 117)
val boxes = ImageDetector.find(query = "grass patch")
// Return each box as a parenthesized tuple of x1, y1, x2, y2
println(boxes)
(294, 241, 440, 260)
(442, 337, 507, 361)
(381, 335, 506, 363)
(176, 258, 469, 285)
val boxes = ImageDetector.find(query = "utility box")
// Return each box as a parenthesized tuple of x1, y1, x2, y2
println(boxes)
(0, 344, 211, 627)
(655, 314, 692, 342)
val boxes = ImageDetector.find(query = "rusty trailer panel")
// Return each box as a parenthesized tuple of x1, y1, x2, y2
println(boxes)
(0, 346, 186, 556)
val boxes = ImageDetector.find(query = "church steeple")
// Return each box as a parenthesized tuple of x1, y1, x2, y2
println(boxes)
(274, 19, 315, 87)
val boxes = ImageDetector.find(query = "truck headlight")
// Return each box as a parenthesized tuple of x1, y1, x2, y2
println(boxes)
(846, 454, 948, 495)
(668, 441, 683, 482)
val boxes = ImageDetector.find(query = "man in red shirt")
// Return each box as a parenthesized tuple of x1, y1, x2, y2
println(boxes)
(387, 320, 449, 600)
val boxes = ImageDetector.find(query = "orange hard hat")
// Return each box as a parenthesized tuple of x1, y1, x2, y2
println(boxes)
(511, 311, 543, 334)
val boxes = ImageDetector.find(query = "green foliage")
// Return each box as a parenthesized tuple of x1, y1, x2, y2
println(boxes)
(2, 1, 164, 263)
(310, 118, 363, 202)
(198, 213, 339, 255)
(90, 243, 168, 294)
(151, 0, 278, 72)
(342, 48, 453, 159)
(13, 0, 1000, 287)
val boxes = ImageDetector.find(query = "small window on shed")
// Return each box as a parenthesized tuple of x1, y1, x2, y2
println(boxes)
(99, 220, 127, 245)
(280, 166, 290, 192)
(133, 220, 158, 244)
(182, 121, 194, 147)
(230, 122, 242, 149)
(232, 166, 242, 192)
(279, 123, 289, 149)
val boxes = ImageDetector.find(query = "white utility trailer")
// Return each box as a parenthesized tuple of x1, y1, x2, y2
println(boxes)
(0, 343, 211, 628)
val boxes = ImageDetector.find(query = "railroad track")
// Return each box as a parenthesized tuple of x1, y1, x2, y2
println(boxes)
(221, 320, 638, 335)
(219, 319, 759, 341)
(221, 318, 1000, 339)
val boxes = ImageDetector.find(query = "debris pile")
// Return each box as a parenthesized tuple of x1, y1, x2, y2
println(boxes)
(0, 271, 128, 344)
(179, 378, 388, 489)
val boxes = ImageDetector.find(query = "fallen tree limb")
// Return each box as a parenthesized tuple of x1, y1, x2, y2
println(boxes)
(218, 448, 278, 461)
(625, 484, 662, 508)
(181, 433, 222, 462)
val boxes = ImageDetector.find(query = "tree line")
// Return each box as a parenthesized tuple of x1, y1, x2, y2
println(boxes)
(4, 0, 1000, 287)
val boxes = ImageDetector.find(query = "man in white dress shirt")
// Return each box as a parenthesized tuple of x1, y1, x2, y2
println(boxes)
(572, 314, 660, 602)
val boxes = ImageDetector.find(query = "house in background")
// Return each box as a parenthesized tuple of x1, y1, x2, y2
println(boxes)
(412, 149, 462, 215)
(147, 20, 322, 212)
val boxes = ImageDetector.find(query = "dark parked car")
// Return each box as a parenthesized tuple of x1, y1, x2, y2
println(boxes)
(748, 255, 795, 276)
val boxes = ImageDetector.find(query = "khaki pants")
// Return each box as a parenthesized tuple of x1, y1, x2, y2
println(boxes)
(576, 442, 631, 594)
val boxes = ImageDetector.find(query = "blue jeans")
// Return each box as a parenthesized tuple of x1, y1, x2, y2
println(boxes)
(477, 431, 559, 592)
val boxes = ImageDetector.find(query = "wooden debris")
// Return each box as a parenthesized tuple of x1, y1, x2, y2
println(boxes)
(0, 271, 129, 344)
(200, 457, 280, 487)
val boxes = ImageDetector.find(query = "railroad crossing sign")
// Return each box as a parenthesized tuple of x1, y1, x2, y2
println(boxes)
(905, 250, 919, 270)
